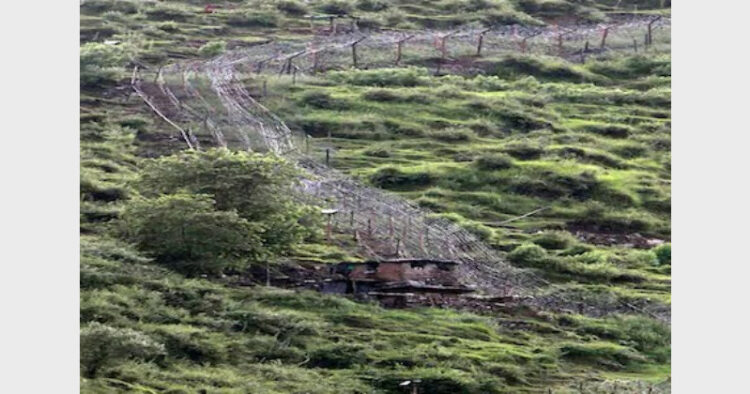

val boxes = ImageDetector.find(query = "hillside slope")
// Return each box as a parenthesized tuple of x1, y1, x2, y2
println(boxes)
(80, 1, 671, 392)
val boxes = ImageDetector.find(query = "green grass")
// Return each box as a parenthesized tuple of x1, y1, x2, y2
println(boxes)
(79, 1, 671, 392)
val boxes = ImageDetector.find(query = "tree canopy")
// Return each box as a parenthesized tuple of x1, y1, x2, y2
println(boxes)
(122, 149, 320, 274)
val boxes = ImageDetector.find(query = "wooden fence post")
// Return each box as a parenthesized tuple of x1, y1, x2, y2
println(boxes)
(476, 28, 491, 57)
(600, 26, 610, 49)
(325, 148, 330, 166)
(647, 15, 662, 46)
(351, 36, 367, 68)
(395, 34, 414, 66)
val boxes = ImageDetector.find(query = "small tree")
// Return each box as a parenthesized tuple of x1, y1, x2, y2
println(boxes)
(80, 42, 135, 88)
(198, 41, 226, 58)
(131, 149, 320, 269)
(80, 322, 165, 378)
(122, 193, 265, 274)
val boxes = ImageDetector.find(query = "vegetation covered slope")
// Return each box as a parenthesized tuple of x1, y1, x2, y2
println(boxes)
(80, 0, 671, 392)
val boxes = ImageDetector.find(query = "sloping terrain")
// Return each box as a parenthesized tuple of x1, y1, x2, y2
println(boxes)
(80, 1, 671, 393)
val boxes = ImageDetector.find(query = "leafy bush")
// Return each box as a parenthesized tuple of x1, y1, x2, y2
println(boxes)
(329, 67, 430, 87)
(363, 147, 391, 157)
(503, 142, 544, 160)
(494, 56, 606, 84)
(80, 322, 165, 377)
(309, 343, 368, 368)
(276, 0, 308, 15)
(356, 0, 389, 11)
(559, 342, 646, 370)
(611, 142, 648, 158)
(145, 4, 192, 21)
(508, 243, 548, 267)
(80, 42, 134, 88)
(429, 128, 475, 143)
(495, 105, 555, 132)
(362, 88, 402, 102)
(132, 149, 319, 265)
(157, 21, 180, 32)
(588, 55, 671, 80)
(356, 16, 383, 30)
(370, 167, 433, 190)
(118, 115, 150, 132)
(553, 146, 625, 169)
(122, 193, 265, 274)
(317, 0, 354, 15)
(583, 124, 632, 138)
(653, 243, 671, 265)
(474, 154, 514, 171)
(145, 325, 229, 364)
(300, 91, 350, 109)
(531, 231, 576, 250)
(81, 0, 140, 14)
(198, 41, 226, 58)
(227, 10, 281, 27)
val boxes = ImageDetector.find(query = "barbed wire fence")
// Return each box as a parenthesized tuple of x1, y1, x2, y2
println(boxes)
(130, 16, 671, 320)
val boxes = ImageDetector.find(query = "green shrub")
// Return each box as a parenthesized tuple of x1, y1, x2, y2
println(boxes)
(198, 41, 226, 58)
(370, 167, 433, 190)
(429, 128, 475, 143)
(309, 343, 368, 368)
(227, 10, 281, 27)
(81, 0, 140, 14)
(495, 105, 554, 132)
(559, 342, 646, 370)
(583, 124, 633, 138)
(356, 17, 383, 30)
(363, 147, 391, 157)
(611, 143, 648, 158)
(474, 154, 514, 171)
(157, 21, 180, 32)
(503, 142, 544, 160)
(118, 115, 150, 132)
(80, 42, 133, 88)
(317, 0, 354, 15)
(329, 67, 429, 87)
(121, 193, 266, 274)
(356, 0, 389, 11)
(553, 146, 625, 169)
(80, 322, 165, 377)
(362, 88, 402, 102)
(588, 55, 671, 80)
(482, 9, 536, 26)
(494, 56, 606, 84)
(531, 231, 576, 250)
(145, 4, 192, 21)
(145, 325, 229, 364)
(134, 149, 317, 259)
(653, 243, 671, 265)
(276, 0, 308, 15)
(508, 243, 548, 267)
(299, 91, 350, 109)
(508, 176, 566, 199)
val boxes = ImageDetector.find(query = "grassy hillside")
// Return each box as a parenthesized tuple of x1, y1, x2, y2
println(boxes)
(80, 0, 671, 392)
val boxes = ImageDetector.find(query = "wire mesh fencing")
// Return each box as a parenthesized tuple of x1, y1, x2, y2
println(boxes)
(129, 17, 671, 314)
